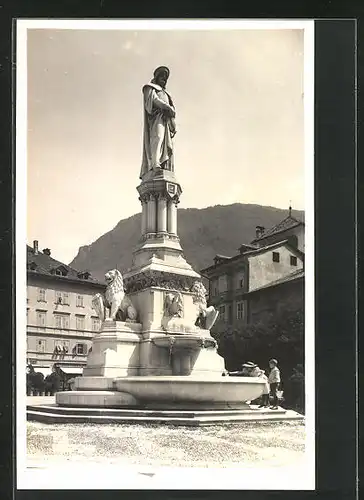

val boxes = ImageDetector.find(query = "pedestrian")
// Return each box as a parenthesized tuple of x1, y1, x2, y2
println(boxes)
(258, 369, 270, 408)
(268, 358, 281, 409)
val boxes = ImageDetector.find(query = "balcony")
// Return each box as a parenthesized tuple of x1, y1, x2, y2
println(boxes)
(27, 325, 93, 339)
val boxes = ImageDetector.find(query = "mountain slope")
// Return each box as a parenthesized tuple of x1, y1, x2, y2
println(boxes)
(70, 203, 304, 281)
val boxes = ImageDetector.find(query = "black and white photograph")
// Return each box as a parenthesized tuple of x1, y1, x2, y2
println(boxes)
(16, 19, 315, 490)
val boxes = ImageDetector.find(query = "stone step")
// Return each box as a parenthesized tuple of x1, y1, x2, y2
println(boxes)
(27, 406, 303, 426)
(27, 404, 287, 418)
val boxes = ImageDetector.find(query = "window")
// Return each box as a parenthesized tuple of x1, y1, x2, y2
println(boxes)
(218, 305, 226, 321)
(54, 314, 62, 329)
(218, 275, 228, 293)
(37, 288, 46, 302)
(62, 315, 69, 329)
(76, 316, 85, 330)
(92, 317, 101, 332)
(55, 291, 70, 305)
(272, 252, 280, 263)
(61, 340, 70, 353)
(36, 339, 46, 353)
(36, 311, 46, 327)
(236, 271, 245, 289)
(290, 255, 298, 266)
(54, 313, 70, 329)
(236, 301, 245, 320)
(228, 305, 233, 323)
(211, 279, 219, 297)
(76, 343, 87, 355)
(53, 266, 68, 277)
(76, 294, 84, 307)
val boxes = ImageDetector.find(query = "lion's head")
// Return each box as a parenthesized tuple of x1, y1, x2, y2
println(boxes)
(104, 269, 125, 302)
(191, 281, 207, 306)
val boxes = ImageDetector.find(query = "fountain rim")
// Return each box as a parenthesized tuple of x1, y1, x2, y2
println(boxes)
(112, 375, 265, 384)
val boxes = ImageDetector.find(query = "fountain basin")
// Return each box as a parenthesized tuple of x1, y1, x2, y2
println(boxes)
(113, 375, 265, 410)
(151, 334, 218, 376)
(152, 334, 216, 350)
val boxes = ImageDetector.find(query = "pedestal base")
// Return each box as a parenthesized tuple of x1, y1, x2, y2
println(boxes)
(27, 402, 304, 426)
(56, 390, 138, 408)
(83, 321, 142, 377)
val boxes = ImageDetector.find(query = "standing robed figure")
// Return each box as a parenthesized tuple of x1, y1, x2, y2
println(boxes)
(140, 66, 176, 179)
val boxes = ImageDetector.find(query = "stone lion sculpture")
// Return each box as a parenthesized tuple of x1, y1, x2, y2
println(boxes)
(191, 281, 219, 330)
(92, 269, 138, 322)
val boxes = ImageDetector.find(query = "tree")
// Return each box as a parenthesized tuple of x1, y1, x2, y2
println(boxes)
(214, 297, 305, 410)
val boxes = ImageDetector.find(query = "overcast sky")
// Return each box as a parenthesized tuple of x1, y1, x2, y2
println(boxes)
(26, 27, 304, 264)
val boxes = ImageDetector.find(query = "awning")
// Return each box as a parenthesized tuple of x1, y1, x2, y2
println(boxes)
(34, 367, 52, 377)
(59, 367, 84, 375)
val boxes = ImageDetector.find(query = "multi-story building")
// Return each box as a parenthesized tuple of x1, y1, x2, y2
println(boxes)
(200, 209, 305, 335)
(26, 240, 105, 379)
(246, 268, 304, 324)
(250, 208, 305, 253)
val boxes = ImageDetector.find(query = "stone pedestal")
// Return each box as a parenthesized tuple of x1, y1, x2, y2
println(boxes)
(82, 320, 142, 378)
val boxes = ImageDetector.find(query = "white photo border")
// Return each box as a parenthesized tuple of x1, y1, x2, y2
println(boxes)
(16, 18, 315, 491)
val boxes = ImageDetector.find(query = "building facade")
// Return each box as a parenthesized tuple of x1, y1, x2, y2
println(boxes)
(26, 241, 105, 378)
(201, 241, 304, 336)
(247, 269, 304, 324)
(250, 210, 305, 253)
(200, 210, 305, 336)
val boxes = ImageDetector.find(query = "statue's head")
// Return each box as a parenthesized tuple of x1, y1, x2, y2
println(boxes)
(191, 281, 207, 304)
(153, 66, 170, 88)
(105, 269, 124, 289)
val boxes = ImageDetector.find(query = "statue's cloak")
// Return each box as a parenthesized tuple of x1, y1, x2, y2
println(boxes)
(140, 82, 176, 179)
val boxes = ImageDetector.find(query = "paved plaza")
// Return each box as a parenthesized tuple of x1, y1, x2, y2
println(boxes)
(27, 397, 305, 470)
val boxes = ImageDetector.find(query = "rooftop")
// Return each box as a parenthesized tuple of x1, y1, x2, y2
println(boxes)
(27, 244, 104, 286)
(251, 214, 304, 244)
(201, 239, 303, 274)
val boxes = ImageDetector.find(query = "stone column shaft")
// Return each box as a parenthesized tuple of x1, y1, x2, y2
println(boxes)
(157, 196, 167, 233)
(147, 195, 157, 233)
(167, 199, 178, 234)
(140, 198, 147, 235)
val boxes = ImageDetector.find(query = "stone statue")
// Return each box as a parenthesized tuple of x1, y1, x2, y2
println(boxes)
(140, 66, 176, 179)
(191, 281, 219, 330)
(164, 291, 183, 318)
(92, 269, 138, 322)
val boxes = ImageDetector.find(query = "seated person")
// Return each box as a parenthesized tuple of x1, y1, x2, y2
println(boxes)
(226, 361, 258, 376)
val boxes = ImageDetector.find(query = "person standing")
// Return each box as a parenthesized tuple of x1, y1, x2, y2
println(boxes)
(258, 369, 270, 408)
(268, 358, 281, 409)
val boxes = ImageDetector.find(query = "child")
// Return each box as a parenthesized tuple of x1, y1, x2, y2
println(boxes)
(268, 358, 281, 409)
(258, 369, 270, 408)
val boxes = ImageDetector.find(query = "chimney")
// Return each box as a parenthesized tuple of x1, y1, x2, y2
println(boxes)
(255, 226, 265, 239)
(43, 248, 51, 256)
(33, 240, 39, 255)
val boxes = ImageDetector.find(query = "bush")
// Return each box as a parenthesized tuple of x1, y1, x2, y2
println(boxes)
(214, 300, 304, 408)
(284, 364, 305, 413)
